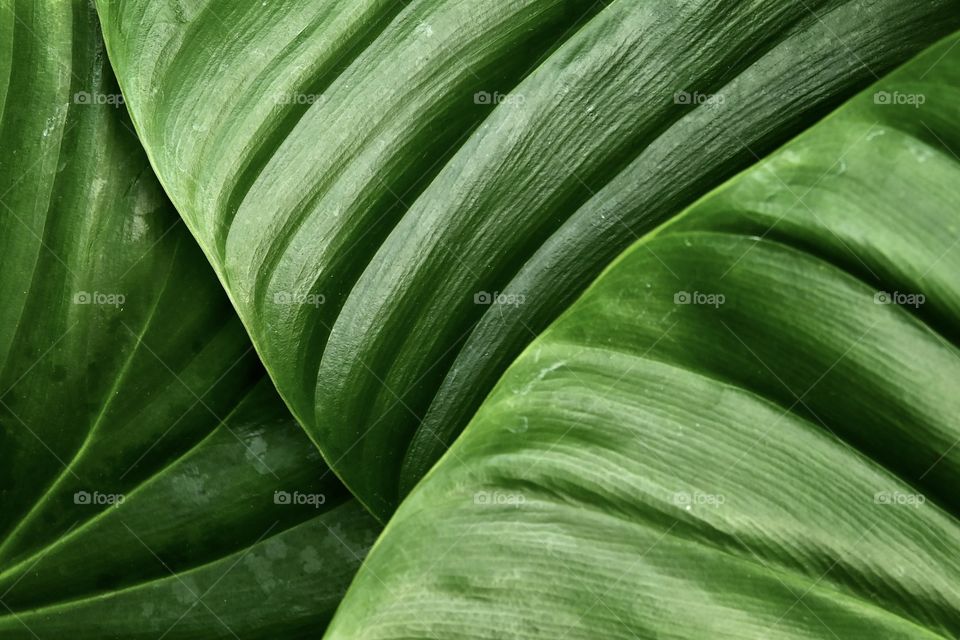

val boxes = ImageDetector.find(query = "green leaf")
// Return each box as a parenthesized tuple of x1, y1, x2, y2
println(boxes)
(325, 33, 960, 639)
(0, 1, 378, 637)
(96, 0, 960, 518)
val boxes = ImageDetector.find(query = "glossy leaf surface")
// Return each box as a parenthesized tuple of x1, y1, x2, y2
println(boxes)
(0, 2, 379, 637)
(97, 0, 960, 517)
(326, 33, 960, 640)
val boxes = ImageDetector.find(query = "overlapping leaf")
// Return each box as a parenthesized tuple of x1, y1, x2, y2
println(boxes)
(97, 0, 960, 517)
(0, 2, 378, 637)
(325, 33, 960, 639)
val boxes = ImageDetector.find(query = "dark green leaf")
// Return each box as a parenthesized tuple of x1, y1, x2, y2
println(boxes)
(0, 2, 378, 637)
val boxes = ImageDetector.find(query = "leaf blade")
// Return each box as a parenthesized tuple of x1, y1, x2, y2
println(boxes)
(0, 1, 379, 636)
(96, 0, 960, 517)
(324, 32, 960, 639)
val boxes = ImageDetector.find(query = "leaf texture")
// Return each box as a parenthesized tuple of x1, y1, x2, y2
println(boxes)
(325, 32, 960, 639)
(97, 0, 960, 517)
(0, 2, 379, 637)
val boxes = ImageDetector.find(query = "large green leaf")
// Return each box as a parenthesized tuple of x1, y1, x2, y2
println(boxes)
(95, 0, 960, 517)
(0, 1, 378, 637)
(325, 33, 960, 639)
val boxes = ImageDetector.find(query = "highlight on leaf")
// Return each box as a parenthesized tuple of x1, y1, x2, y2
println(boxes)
(0, 0, 958, 638)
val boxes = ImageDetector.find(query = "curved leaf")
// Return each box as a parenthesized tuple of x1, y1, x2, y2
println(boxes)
(325, 33, 960, 639)
(0, 1, 378, 637)
(0, 382, 379, 639)
(96, 0, 960, 517)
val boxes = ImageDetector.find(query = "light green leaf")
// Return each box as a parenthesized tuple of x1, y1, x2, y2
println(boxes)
(95, 0, 960, 518)
(0, 1, 378, 637)
(325, 33, 960, 639)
